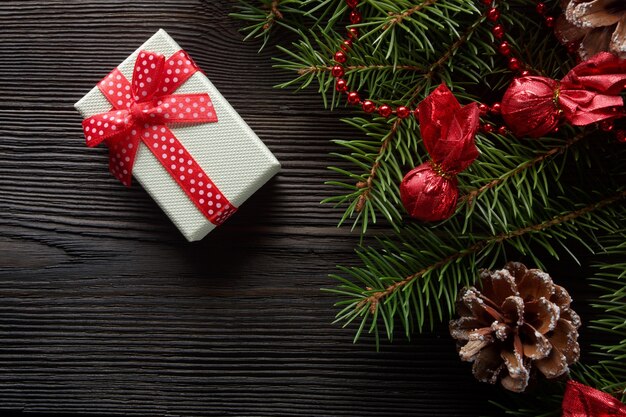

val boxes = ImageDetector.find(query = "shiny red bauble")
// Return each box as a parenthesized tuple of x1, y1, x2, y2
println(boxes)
(487, 8, 500, 22)
(362, 100, 376, 113)
(492, 24, 505, 39)
(334, 50, 347, 63)
(508, 57, 521, 71)
(345, 0, 358, 8)
(498, 41, 511, 56)
(331, 65, 345, 78)
(396, 106, 410, 119)
(347, 92, 361, 105)
(378, 104, 392, 118)
(400, 163, 459, 222)
(350, 10, 362, 24)
(336, 79, 348, 92)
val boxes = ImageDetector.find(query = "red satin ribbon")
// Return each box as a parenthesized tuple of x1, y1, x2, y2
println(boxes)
(400, 84, 480, 222)
(81, 50, 236, 226)
(502, 52, 626, 138)
(563, 381, 626, 417)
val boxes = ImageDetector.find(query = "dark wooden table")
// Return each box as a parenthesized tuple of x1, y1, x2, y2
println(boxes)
(0, 1, 537, 415)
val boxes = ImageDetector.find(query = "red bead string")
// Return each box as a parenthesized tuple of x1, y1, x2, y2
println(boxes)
(332, 0, 622, 138)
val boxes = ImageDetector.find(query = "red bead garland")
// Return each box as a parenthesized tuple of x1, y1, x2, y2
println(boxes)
(327, 0, 557, 135)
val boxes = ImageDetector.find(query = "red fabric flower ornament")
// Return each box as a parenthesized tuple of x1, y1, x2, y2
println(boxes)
(501, 52, 626, 138)
(400, 84, 480, 222)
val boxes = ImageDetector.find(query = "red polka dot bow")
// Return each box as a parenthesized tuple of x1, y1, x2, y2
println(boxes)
(81, 50, 236, 225)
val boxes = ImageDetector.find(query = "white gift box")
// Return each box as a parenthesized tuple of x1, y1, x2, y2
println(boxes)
(75, 29, 281, 241)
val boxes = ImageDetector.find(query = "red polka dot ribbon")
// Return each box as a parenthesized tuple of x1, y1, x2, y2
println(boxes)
(81, 50, 237, 226)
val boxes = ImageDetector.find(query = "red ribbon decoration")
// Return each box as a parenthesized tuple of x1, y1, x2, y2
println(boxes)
(81, 50, 236, 226)
(562, 380, 626, 417)
(501, 52, 626, 138)
(400, 84, 480, 222)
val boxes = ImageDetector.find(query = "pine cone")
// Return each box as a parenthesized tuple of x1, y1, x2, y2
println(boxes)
(449, 262, 581, 393)
(556, 0, 626, 60)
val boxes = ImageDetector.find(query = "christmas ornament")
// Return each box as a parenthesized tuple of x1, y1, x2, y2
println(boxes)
(400, 84, 480, 222)
(501, 52, 626, 138)
(556, 0, 626, 60)
(449, 262, 581, 392)
(75, 29, 281, 241)
(562, 380, 626, 416)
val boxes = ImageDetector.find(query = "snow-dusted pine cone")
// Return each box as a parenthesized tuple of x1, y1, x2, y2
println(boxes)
(449, 262, 581, 392)
(556, 0, 626, 60)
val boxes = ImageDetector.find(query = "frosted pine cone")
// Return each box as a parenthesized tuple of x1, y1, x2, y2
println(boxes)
(449, 262, 581, 392)
(556, 0, 626, 60)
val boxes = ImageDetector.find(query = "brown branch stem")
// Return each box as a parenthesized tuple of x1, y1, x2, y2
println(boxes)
(362, 190, 626, 313)
(356, 119, 403, 212)
(387, 0, 439, 27)
(263, 0, 283, 30)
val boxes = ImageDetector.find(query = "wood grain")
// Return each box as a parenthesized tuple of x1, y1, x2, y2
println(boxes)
(0, 1, 596, 416)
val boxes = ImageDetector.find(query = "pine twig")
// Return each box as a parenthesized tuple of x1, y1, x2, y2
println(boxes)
(355, 118, 403, 213)
(461, 130, 589, 205)
(385, 0, 440, 28)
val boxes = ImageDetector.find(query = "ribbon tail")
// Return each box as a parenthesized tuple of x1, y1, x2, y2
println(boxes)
(108, 129, 142, 187)
(139, 124, 237, 225)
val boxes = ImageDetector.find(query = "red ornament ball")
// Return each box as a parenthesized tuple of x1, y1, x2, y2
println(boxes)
(396, 106, 410, 119)
(345, 0, 358, 8)
(378, 104, 393, 118)
(413, 107, 420, 118)
(350, 10, 362, 24)
(331, 65, 345, 78)
(478, 103, 489, 115)
(508, 57, 521, 71)
(545, 16, 555, 28)
(492, 24, 505, 39)
(347, 91, 361, 105)
(341, 39, 353, 51)
(616, 130, 626, 143)
(491, 102, 502, 114)
(535, 2, 547, 15)
(498, 41, 511, 56)
(336, 78, 348, 92)
(497, 126, 508, 135)
(482, 123, 494, 133)
(362, 100, 376, 113)
(600, 120, 614, 132)
(348, 27, 359, 39)
(487, 8, 500, 22)
(400, 163, 459, 222)
(334, 50, 347, 63)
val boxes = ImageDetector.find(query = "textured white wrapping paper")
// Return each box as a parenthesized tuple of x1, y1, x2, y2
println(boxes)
(75, 29, 281, 241)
